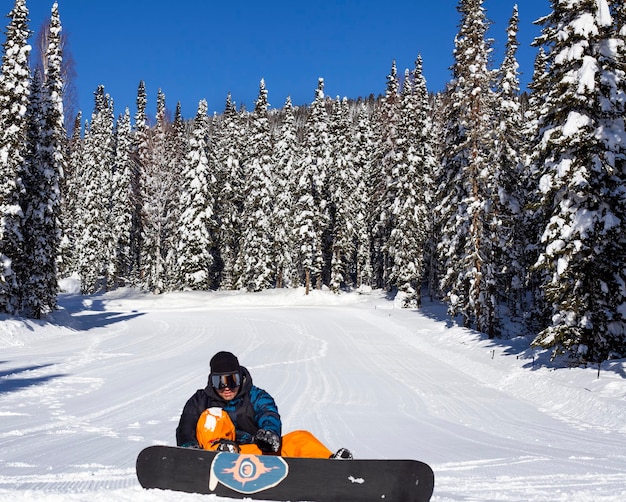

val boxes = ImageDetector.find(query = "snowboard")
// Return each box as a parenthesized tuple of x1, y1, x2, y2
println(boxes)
(136, 445, 434, 501)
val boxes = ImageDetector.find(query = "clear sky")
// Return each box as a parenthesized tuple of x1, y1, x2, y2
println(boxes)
(16, 0, 551, 120)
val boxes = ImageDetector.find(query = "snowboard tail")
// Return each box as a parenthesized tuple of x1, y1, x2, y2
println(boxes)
(136, 445, 434, 501)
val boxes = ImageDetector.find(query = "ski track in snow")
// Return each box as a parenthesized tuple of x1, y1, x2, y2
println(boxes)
(1, 288, 625, 501)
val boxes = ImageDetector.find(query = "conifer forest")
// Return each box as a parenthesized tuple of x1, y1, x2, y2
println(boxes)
(1, 0, 625, 365)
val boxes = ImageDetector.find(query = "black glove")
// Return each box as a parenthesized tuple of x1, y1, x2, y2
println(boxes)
(211, 438, 240, 453)
(254, 429, 281, 453)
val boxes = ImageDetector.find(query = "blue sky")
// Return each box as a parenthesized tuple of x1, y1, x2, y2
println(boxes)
(19, 0, 550, 120)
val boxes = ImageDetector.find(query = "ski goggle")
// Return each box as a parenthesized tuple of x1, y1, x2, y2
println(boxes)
(211, 372, 241, 390)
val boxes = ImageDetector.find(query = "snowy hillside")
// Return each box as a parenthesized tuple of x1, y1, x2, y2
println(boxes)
(1, 285, 625, 501)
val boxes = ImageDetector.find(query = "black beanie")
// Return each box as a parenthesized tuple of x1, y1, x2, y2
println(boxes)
(210, 351, 240, 374)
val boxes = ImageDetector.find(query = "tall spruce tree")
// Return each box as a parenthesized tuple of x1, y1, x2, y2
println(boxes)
(352, 102, 374, 290)
(0, 0, 30, 314)
(20, 1, 65, 316)
(615, 1, 626, 103)
(236, 79, 276, 291)
(130, 80, 149, 285)
(492, 5, 527, 325)
(371, 61, 401, 290)
(111, 108, 134, 287)
(163, 101, 186, 288)
(328, 97, 357, 293)
(272, 96, 299, 288)
(387, 58, 433, 307)
(425, 92, 446, 300)
(523, 46, 552, 333)
(437, 0, 498, 335)
(76, 86, 115, 293)
(213, 93, 245, 289)
(531, 0, 626, 362)
(140, 89, 179, 293)
(177, 99, 216, 290)
(22, 69, 44, 309)
(295, 78, 330, 293)
(58, 111, 81, 278)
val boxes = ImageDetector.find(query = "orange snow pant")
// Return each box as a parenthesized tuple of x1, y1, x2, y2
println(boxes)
(196, 407, 333, 458)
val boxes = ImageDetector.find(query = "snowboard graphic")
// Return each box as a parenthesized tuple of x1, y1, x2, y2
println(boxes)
(209, 452, 289, 494)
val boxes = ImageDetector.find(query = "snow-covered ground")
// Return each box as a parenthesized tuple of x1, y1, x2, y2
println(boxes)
(1, 284, 625, 501)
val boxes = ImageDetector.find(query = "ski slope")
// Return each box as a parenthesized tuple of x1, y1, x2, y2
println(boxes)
(1, 284, 625, 501)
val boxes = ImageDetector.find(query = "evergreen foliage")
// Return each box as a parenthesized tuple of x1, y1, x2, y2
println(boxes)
(76, 86, 114, 293)
(295, 79, 330, 293)
(492, 6, 528, 325)
(58, 111, 81, 278)
(352, 102, 374, 290)
(139, 89, 180, 293)
(371, 60, 401, 289)
(176, 99, 215, 290)
(213, 93, 245, 290)
(531, 0, 626, 362)
(20, 1, 64, 316)
(328, 97, 357, 293)
(271, 96, 299, 289)
(437, 0, 500, 336)
(1, 0, 625, 364)
(0, 0, 30, 314)
(236, 79, 276, 292)
(387, 57, 433, 308)
(130, 80, 148, 285)
(111, 108, 134, 287)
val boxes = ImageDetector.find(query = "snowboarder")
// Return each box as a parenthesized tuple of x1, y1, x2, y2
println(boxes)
(176, 351, 352, 459)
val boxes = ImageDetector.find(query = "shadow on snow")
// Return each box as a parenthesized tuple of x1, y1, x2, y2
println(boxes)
(0, 362, 66, 396)
(415, 294, 626, 377)
(42, 293, 145, 331)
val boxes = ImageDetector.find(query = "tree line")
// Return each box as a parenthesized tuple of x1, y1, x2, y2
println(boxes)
(1, 0, 625, 365)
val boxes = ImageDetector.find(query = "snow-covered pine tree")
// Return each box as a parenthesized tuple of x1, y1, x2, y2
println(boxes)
(140, 89, 179, 293)
(371, 60, 401, 290)
(411, 55, 436, 202)
(176, 99, 216, 290)
(130, 80, 149, 285)
(75, 86, 115, 293)
(492, 5, 527, 326)
(170, 102, 186, 161)
(352, 102, 374, 290)
(163, 102, 186, 288)
(531, 0, 626, 362)
(386, 57, 433, 308)
(522, 46, 552, 334)
(295, 78, 330, 293)
(615, 1, 626, 101)
(327, 97, 357, 293)
(111, 108, 134, 287)
(271, 96, 300, 288)
(425, 92, 445, 301)
(213, 93, 245, 290)
(21, 69, 44, 311)
(0, 0, 30, 314)
(436, 10, 476, 322)
(236, 79, 275, 291)
(139, 89, 164, 292)
(20, 1, 65, 317)
(58, 111, 81, 279)
(437, 0, 498, 336)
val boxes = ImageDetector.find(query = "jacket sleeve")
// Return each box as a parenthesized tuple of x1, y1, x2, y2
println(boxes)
(250, 386, 282, 437)
(175, 390, 208, 446)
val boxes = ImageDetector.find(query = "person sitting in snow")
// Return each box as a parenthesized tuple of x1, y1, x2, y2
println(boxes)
(176, 351, 352, 459)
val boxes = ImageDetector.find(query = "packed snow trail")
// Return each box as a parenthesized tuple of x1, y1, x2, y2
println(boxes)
(0, 287, 625, 501)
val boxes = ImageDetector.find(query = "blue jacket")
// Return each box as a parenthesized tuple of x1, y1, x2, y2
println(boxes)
(176, 366, 281, 446)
